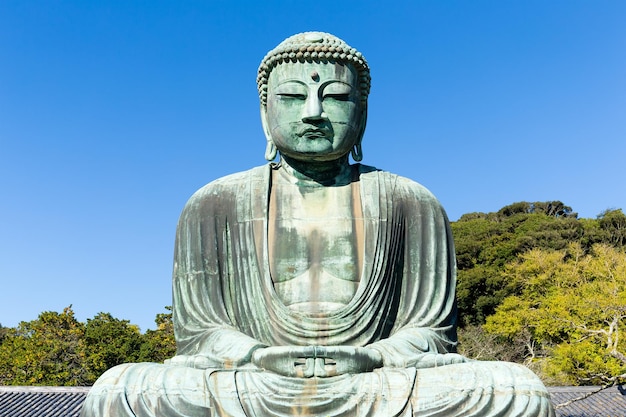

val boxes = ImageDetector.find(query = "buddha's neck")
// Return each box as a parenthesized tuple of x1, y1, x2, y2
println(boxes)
(278, 155, 353, 187)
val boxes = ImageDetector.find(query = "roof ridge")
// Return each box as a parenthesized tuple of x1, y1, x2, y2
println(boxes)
(0, 386, 91, 393)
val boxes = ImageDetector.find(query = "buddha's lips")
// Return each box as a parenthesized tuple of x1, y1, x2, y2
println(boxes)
(298, 128, 331, 139)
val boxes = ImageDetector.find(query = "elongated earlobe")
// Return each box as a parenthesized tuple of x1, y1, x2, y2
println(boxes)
(265, 140, 277, 161)
(260, 105, 277, 161)
(351, 104, 367, 162)
(351, 143, 363, 162)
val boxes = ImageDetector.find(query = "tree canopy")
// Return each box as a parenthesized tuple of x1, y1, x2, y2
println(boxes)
(484, 244, 626, 385)
(452, 202, 625, 325)
(452, 202, 626, 386)
(0, 306, 175, 386)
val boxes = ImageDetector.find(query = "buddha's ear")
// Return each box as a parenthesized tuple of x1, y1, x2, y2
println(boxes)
(356, 102, 368, 147)
(260, 105, 277, 161)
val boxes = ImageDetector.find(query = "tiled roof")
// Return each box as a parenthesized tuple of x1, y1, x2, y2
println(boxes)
(0, 386, 89, 417)
(550, 385, 626, 417)
(0, 385, 624, 416)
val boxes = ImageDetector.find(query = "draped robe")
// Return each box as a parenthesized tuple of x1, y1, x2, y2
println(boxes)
(81, 164, 555, 417)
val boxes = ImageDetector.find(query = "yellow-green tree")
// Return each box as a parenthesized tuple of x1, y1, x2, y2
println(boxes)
(0, 306, 89, 385)
(0, 307, 175, 385)
(83, 312, 143, 381)
(485, 244, 626, 385)
(139, 306, 176, 363)
(452, 201, 584, 325)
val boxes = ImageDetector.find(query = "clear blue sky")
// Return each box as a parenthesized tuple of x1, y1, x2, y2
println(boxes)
(1, 1, 624, 332)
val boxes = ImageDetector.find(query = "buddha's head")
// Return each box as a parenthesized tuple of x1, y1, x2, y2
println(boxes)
(257, 32, 370, 163)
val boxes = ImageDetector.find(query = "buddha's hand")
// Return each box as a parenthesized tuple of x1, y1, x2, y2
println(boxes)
(413, 353, 468, 369)
(251, 346, 317, 377)
(251, 346, 383, 378)
(313, 346, 383, 377)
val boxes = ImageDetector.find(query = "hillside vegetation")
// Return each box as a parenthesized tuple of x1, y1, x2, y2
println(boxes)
(454, 202, 626, 386)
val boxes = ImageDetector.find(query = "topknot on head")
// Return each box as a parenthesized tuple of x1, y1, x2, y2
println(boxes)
(257, 32, 371, 106)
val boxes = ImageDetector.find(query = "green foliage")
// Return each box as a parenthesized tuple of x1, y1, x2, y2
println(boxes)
(0, 306, 176, 386)
(0, 306, 89, 386)
(496, 201, 576, 219)
(455, 201, 626, 387)
(452, 202, 585, 324)
(598, 209, 626, 246)
(138, 306, 176, 363)
(451, 201, 626, 325)
(83, 312, 143, 381)
(546, 340, 624, 386)
(0, 324, 8, 345)
(484, 244, 626, 385)
(457, 324, 525, 363)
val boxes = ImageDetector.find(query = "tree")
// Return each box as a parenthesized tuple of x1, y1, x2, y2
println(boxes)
(598, 209, 626, 247)
(0, 323, 8, 345)
(484, 244, 626, 385)
(494, 201, 576, 219)
(0, 306, 89, 385)
(452, 202, 584, 324)
(83, 312, 143, 381)
(0, 307, 178, 385)
(139, 306, 176, 363)
(457, 323, 526, 363)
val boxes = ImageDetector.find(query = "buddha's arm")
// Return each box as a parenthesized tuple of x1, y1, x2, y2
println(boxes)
(367, 328, 467, 368)
(169, 184, 270, 369)
(366, 177, 465, 369)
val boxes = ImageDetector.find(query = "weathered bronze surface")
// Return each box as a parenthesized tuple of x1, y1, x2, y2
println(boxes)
(81, 32, 555, 416)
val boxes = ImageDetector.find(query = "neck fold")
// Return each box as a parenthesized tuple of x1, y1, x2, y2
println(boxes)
(278, 155, 353, 186)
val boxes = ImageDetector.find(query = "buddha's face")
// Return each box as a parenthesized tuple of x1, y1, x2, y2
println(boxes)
(263, 61, 365, 162)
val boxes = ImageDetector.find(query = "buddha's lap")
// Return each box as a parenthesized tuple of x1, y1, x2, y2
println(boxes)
(85, 360, 552, 416)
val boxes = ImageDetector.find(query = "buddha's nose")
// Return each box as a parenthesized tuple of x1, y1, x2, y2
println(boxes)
(302, 95, 325, 122)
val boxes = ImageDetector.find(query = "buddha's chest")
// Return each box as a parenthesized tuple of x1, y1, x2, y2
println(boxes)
(268, 179, 363, 313)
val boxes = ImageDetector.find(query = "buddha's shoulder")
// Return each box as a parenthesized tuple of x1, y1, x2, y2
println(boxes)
(185, 165, 268, 205)
(358, 164, 441, 206)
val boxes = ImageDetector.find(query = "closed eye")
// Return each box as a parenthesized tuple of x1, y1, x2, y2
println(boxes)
(278, 93, 306, 100)
(323, 94, 350, 101)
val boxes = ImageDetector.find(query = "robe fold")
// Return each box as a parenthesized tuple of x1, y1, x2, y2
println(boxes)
(81, 164, 555, 417)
